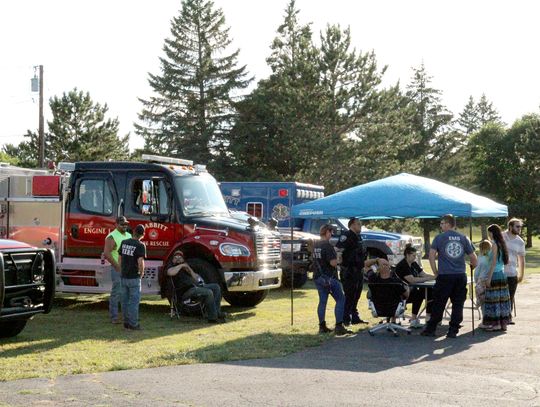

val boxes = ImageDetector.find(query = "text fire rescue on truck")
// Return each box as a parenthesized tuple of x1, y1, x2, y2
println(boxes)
(0, 156, 282, 307)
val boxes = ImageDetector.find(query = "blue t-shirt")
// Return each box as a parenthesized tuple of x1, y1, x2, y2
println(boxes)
(431, 230, 474, 275)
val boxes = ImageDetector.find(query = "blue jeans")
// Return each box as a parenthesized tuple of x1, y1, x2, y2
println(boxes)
(314, 275, 345, 324)
(425, 274, 467, 333)
(109, 267, 122, 320)
(182, 283, 222, 320)
(121, 277, 141, 327)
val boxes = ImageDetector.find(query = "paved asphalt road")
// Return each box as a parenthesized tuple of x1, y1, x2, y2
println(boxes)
(1, 275, 540, 407)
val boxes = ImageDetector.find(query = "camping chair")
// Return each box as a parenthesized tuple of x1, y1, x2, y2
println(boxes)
(368, 283, 411, 337)
(168, 276, 206, 319)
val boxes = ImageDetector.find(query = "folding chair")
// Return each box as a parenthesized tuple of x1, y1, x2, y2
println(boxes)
(368, 283, 411, 337)
(168, 276, 206, 319)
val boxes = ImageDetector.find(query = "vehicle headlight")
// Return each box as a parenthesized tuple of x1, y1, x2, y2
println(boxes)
(219, 243, 251, 257)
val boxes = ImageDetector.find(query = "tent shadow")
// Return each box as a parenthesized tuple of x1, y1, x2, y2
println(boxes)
(212, 325, 497, 374)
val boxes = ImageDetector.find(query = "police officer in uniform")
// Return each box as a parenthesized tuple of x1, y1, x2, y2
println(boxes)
(336, 218, 369, 325)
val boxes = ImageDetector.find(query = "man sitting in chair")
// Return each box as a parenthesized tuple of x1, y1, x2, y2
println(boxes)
(166, 250, 226, 323)
(369, 259, 410, 301)
(367, 259, 410, 336)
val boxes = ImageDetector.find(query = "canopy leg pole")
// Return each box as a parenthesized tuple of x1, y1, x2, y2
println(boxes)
(470, 217, 475, 336)
(290, 190, 294, 326)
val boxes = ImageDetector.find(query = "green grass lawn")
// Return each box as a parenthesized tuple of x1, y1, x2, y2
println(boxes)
(2, 235, 537, 382)
(0, 282, 362, 382)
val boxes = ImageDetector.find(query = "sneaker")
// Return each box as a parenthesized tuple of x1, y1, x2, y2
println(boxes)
(208, 318, 225, 324)
(126, 324, 142, 331)
(334, 324, 353, 336)
(351, 318, 369, 325)
(318, 322, 332, 334)
(410, 319, 423, 329)
(420, 329, 436, 337)
(508, 320, 515, 325)
(111, 318, 122, 324)
(446, 330, 457, 338)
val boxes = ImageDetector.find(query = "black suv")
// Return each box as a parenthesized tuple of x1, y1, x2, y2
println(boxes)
(0, 239, 55, 338)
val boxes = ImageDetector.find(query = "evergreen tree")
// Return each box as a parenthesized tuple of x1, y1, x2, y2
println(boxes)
(405, 63, 455, 179)
(298, 23, 387, 191)
(136, 0, 250, 174)
(2, 131, 41, 168)
(228, 6, 388, 188)
(458, 94, 502, 135)
(226, 0, 320, 181)
(458, 96, 478, 135)
(0, 150, 19, 166)
(3, 89, 128, 167)
(476, 93, 502, 126)
(405, 64, 455, 254)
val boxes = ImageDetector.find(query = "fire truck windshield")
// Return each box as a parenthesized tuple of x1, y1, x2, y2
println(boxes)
(175, 174, 229, 217)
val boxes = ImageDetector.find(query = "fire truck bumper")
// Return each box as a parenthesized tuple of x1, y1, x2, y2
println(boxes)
(224, 268, 282, 291)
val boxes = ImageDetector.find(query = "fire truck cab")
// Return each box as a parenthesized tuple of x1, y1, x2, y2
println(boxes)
(0, 157, 282, 307)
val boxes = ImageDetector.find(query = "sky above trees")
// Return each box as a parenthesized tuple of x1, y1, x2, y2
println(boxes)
(1, 0, 539, 150)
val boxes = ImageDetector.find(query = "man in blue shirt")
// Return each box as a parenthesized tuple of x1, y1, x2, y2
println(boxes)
(421, 214, 477, 338)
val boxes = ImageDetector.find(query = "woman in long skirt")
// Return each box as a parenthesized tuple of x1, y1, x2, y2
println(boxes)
(482, 224, 512, 331)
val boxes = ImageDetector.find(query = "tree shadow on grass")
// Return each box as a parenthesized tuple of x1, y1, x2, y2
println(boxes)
(0, 293, 257, 359)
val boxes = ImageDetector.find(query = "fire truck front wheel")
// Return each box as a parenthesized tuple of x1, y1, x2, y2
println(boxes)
(0, 320, 27, 338)
(187, 258, 220, 284)
(223, 290, 268, 307)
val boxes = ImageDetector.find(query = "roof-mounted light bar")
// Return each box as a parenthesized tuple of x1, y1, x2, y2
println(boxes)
(142, 154, 193, 166)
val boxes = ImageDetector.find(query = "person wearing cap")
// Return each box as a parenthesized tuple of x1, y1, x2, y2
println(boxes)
(104, 216, 132, 324)
(336, 217, 369, 326)
(167, 250, 226, 323)
(118, 224, 146, 330)
(312, 224, 352, 335)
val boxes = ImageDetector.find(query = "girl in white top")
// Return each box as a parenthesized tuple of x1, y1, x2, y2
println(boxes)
(474, 240, 492, 313)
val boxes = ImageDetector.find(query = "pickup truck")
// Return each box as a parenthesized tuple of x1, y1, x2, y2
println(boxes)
(220, 182, 423, 288)
(0, 239, 55, 338)
(280, 218, 422, 286)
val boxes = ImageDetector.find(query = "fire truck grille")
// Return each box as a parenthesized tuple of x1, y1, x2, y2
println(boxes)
(255, 234, 281, 261)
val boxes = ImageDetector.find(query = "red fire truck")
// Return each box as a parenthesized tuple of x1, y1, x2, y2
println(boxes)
(0, 156, 282, 307)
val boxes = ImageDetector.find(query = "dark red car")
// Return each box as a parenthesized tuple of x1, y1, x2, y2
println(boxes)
(0, 239, 55, 338)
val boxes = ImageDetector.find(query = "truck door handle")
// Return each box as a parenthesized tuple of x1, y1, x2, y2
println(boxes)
(71, 224, 79, 238)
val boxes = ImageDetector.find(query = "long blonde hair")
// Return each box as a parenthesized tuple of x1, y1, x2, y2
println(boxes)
(479, 239, 492, 256)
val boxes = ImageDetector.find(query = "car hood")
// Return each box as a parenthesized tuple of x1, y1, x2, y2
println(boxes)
(189, 215, 259, 233)
(361, 230, 403, 241)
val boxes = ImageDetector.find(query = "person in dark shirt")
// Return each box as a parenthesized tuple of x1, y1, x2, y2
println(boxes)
(421, 214, 477, 338)
(118, 224, 146, 330)
(312, 224, 352, 336)
(395, 244, 435, 328)
(167, 250, 226, 323)
(336, 218, 368, 325)
(369, 259, 410, 315)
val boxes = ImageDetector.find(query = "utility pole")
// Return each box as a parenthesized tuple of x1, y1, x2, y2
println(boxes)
(38, 65, 44, 168)
(31, 65, 45, 168)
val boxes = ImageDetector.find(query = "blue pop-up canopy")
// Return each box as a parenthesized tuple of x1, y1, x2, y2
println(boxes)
(291, 173, 508, 219)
